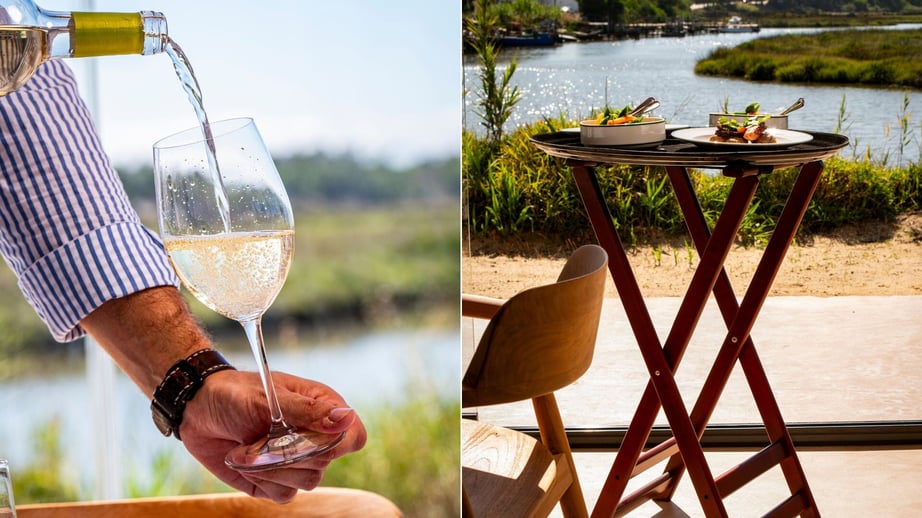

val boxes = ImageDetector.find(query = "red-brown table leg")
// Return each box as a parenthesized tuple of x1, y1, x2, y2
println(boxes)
(570, 162, 760, 517)
(662, 162, 823, 517)
(569, 160, 822, 517)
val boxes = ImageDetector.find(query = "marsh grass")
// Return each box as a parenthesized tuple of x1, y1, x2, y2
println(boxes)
(0, 204, 459, 359)
(695, 28, 922, 89)
(321, 392, 461, 517)
(464, 119, 922, 247)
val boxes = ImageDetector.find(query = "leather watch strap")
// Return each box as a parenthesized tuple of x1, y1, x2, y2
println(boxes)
(151, 348, 236, 440)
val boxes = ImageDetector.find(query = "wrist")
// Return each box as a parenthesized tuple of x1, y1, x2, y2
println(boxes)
(150, 348, 236, 440)
(81, 286, 212, 395)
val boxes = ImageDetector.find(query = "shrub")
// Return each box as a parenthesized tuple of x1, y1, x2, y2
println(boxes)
(464, 122, 922, 246)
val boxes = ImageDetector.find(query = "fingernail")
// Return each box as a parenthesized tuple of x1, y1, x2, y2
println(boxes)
(323, 407, 355, 427)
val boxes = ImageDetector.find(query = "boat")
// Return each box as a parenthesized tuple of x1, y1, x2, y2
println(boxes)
(557, 33, 579, 43)
(718, 16, 760, 33)
(496, 31, 557, 47)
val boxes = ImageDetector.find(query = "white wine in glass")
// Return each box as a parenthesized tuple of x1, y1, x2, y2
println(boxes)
(154, 117, 344, 472)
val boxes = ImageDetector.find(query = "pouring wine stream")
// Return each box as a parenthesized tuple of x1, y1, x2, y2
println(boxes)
(164, 37, 231, 233)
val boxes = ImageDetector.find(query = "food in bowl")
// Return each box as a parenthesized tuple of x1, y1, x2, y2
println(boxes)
(590, 104, 645, 126)
(581, 104, 665, 146)
(580, 117, 666, 146)
(711, 115, 776, 144)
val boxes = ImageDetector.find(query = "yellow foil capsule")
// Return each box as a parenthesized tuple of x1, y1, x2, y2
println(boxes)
(71, 12, 142, 57)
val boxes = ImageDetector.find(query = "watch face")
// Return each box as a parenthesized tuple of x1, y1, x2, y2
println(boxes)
(151, 403, 174, 437)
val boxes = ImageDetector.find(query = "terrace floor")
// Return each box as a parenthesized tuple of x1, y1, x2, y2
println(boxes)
(463, 295, 922, 517)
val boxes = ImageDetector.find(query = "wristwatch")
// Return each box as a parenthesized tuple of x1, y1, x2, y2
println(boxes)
(150, 348, 236, 440)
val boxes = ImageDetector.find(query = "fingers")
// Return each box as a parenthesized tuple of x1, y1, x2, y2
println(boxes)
(242, 464, 326, 500)
(242, 471, 318, 503)
(272, 372, 348, 407)
(184, 437, 332, 505)
(271, 372, 361, 437)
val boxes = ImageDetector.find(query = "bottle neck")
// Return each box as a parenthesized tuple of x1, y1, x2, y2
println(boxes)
(38, 8, 168, 58)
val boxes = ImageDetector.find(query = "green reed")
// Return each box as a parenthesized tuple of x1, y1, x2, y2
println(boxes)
(467, 0, 521, 146)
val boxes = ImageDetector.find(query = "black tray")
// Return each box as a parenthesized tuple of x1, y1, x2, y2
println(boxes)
(530, 130, 849, 169)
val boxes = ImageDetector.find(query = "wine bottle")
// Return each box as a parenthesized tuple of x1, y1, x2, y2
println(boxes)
(0, 0, 167, 95)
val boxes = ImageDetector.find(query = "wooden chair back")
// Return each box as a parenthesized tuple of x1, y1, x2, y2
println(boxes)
(463, 244, 608, 408)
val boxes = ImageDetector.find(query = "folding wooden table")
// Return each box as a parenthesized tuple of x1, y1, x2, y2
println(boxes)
(531, 130, 848, 517)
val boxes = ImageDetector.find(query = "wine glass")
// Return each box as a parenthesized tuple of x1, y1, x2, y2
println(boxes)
(153, 117, 344, 472)
(0, 459, 15, 518)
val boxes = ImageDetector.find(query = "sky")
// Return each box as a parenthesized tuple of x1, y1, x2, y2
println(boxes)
(59, 1, 461, 168)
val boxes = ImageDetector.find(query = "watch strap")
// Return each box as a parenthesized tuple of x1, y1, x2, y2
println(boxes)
(151, 348, 236, 440)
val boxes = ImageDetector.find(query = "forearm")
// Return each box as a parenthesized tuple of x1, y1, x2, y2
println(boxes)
(80, 286, 211, 394)
(1, 60, 178, 342)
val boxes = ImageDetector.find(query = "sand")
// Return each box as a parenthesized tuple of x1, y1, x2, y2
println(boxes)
(463, 213, 922, 299)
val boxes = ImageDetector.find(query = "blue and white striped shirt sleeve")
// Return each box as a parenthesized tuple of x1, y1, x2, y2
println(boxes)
(0, 61, 179, 342)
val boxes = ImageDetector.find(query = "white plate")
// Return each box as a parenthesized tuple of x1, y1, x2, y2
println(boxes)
(671, 127, 813, 149)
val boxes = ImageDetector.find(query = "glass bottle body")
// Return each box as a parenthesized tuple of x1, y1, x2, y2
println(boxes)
(0, 0, 166, 95)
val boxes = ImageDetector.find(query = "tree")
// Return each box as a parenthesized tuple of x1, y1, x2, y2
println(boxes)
(578, 0, 626, 29)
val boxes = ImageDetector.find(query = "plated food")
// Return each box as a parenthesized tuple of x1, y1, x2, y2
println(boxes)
(711, 115, 775, 144)
(708, 101, 788, 130)
(671, 127, 813, 149)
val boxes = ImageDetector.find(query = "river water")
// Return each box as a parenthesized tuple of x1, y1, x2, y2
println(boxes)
(463, 24, 922, 165)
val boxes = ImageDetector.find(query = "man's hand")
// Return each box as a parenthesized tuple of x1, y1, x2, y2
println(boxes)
(180, 369, 366, 503)
(81, 287, 367, 503)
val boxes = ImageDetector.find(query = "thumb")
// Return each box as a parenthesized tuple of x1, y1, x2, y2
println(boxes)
(280, 391, 356, 434)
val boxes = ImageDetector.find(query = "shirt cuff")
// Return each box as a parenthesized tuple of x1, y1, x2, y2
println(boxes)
(17, 221, 180, 342)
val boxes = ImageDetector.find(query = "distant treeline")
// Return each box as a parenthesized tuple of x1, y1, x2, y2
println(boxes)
(118, 153, 460, 207)
(464, 0, 922, 32)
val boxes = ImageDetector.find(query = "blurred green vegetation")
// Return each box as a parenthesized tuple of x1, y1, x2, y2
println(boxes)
(120, 153, 459, 208)
(0, 154, 460, 367)
(321, 390, 461, 516)
(186, 204, 460, 334)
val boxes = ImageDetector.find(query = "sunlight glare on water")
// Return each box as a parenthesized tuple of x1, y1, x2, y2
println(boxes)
(464, 24, 922, 164)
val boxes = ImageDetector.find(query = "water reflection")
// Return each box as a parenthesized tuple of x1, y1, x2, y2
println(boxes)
(464, 24, 922, 164)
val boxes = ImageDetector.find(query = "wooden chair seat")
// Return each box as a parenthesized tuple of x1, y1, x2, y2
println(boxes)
(16, 487, 402, 518)
(462, 419, 573, 518)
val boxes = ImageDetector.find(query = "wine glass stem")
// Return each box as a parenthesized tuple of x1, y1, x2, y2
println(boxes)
(240, 317, 292, 438)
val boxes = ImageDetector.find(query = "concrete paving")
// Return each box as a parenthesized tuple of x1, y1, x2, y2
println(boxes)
(463, 295, 922, 517)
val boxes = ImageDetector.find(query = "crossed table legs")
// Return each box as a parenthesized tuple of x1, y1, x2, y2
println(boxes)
(567, 159, 823, 517)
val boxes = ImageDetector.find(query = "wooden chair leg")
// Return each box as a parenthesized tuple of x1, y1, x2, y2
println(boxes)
(534, 394, 588, 518)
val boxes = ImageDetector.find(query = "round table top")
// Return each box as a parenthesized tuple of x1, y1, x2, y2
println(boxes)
(530, 130, 849, 169)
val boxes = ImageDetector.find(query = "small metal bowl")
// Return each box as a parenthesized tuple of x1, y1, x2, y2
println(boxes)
(580, 117, 666, 147)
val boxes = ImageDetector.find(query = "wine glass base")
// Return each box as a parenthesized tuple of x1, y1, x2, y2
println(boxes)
(225, 430, 346, 472)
